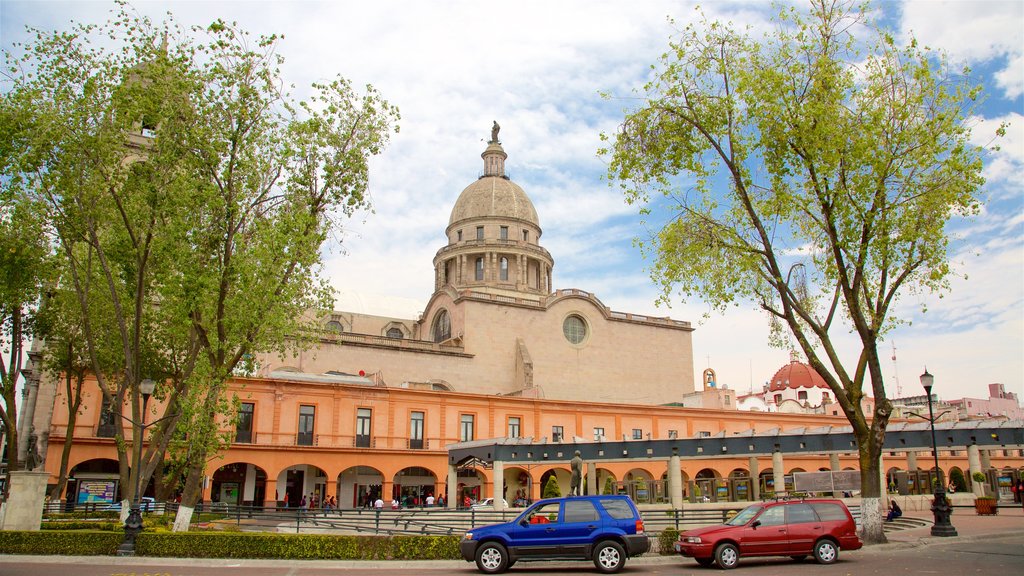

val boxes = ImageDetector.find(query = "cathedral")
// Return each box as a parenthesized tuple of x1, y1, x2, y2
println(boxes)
(258, 125, 695, 405)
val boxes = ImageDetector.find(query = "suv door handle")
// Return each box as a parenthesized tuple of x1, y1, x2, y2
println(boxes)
(545, 527, 556, 532)
(587, 525, 597, 530)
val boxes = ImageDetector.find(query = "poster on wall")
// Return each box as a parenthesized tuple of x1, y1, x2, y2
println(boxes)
(77, 480, 116, 505)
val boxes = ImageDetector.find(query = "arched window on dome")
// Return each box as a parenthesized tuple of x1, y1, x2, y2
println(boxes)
(475, 257, 484, 281)
(386, 327, 404, 339)
(500, 257, 508, 281)
(798, 390, 808, 401)
(432, 310, 451, 343)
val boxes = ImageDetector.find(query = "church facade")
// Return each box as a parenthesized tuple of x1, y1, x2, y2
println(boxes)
(257, 127, 695, 405)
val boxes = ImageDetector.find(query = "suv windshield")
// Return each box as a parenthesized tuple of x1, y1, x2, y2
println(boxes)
(726, 504, 763, 526)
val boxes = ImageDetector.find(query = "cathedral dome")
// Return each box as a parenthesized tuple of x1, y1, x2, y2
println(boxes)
(767, 357, 829, 392)
(448, 123, 539, 229)
(448, 172, 539, 228)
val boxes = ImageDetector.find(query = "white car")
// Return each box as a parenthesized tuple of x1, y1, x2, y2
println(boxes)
(470, 498, 509, 510)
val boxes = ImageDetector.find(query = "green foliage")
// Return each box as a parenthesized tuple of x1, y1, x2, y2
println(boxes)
(602, 0, 989, 521)
(657, 528, 679, 555)
(972, 471, 986, 483)
(542, 475, 562, 498)
(2, 0, 399, 503)
(602, 476, 615, 495)
(0, 531, 460, 559)
(0, 531, 122, 555)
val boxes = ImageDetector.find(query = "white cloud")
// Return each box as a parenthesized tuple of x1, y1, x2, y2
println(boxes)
(4, 0, 1020, 405)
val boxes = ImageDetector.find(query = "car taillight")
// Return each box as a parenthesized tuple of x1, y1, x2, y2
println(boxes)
(636, 519, 645, 533)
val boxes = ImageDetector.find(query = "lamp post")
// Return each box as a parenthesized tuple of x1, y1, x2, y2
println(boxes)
(920, 369, 957, 537)
(117, 378, 156, 556)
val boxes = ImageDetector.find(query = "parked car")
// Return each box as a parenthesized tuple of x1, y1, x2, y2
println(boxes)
(470, 498, 510, 510)
(460, 494, 649, 574)
(674, 499, 861, 569)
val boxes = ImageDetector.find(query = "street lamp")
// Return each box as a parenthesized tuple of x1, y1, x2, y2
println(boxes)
(117, 378, 157, 556)
(920, 369, 957, 537)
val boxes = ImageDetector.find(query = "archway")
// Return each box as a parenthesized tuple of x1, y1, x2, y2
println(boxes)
(623, 467, 655, 503)
(393, 466, 437, 507)
(65, 458, 121, 509)
(596, 468, 617, 495)
(276, 464, 327, 508)
(211, 462, 267, 507)
(729, 468, 752, 502)
(693, 468, 719, 502)
(505, 466, 532, 506)
(338, 465, 384, 508)
(456, 467, 484, 507)
(539, 468, 570, 498)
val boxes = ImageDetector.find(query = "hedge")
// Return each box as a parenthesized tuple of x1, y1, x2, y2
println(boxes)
(0, 531, 461, 560)
(657, 528, 679, 555)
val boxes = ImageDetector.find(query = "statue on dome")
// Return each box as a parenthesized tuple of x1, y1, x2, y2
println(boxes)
(490, 120, 500, 143)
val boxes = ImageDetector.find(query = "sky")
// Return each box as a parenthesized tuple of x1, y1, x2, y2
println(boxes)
(2, 0, 1022, 405)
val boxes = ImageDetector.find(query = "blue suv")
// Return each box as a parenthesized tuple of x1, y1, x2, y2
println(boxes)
(459, 495, 650, 573)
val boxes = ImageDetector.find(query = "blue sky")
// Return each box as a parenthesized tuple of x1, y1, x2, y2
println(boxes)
(3, 0, 1021, 404)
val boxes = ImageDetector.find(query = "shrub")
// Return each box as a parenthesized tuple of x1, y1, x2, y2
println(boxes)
(542, 475, 561, 498)
(949, 468, 967, 492)
(657, 528, 679, 555)
(602, 477, 615, 495)
(0, 531, 461, 560)
(972, 471, 986, 483)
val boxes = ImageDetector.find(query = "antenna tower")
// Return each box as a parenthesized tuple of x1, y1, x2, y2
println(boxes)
(891, 341, 902, 398)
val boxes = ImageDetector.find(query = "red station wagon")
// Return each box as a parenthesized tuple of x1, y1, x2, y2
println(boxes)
(674, 499, 862, 569)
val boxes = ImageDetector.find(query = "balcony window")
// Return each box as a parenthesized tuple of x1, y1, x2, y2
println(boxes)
(507, 416, 521, 438)
(552, 426, 563, 442)
(410, 411, 424, 449)
(460, 414, 475, 442)
(297, 405, 315, 446)
(235, 402, 254, 443)
(356, 408, 372, 448)
(593, 427, 605, 441)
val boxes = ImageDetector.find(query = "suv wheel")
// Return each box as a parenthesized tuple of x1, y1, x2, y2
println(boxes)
(592, 540, 626, 573)
(475, 542, 509, 574)
(714, 542, 739, 569)
(813, 539, 839, 564)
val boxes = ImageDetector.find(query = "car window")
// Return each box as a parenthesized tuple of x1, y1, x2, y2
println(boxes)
(525, 502, 561, 524)
(786, 503, 819, 524)
(727, 504, 762, 526)
(755, 506, 785, 527)
(598, 498, 635, 520)
(564, 499, 600, 523)
(811, 502, 848, 521)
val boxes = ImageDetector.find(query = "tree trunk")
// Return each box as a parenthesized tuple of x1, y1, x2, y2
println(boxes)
(858, 438, 887, 544)
(49, 369, 85, 502)
(171, 460, 205, 532)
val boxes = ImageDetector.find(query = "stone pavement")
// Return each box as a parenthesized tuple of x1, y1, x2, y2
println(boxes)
(877, 504, 1023, 549)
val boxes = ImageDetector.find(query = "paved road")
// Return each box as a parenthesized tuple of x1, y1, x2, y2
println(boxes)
(2, 534, 1022, 576)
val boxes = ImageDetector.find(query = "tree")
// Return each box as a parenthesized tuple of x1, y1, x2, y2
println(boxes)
(0, 194, 53, 485)
(602, 476, 615, 495)
(602, 0, 987, 544)
(3, 2, 397, 529)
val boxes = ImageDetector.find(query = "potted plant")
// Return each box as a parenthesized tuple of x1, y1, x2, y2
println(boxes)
(972, 472, 998, 515)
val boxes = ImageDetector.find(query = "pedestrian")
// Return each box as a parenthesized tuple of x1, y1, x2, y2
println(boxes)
(885, 499, 902, 522)
(1012, 478, 1021, 503)
(374, 496, 384, 509)
(426, 493, 435, 507)
(437, 494, 445, 508)
(300, 494, 307, 508)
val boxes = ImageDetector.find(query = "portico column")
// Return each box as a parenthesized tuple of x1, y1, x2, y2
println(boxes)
(772, 450, 785, 496)
(980, 448, 991, 471)
(447, 463, 459, 508)
(264, 478, 278, 508)
(492, 461, 505, 511)
(907, 451, 918, 472)
(748, 457, 760, 501)
(586, 462, 597, 496)
(669, 455, 684, 509)
(967, 444, 983, 496)
(829, 453, 840, 472)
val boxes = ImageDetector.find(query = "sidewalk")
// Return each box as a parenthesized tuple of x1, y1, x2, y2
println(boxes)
(878, 504, 1024, 548)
